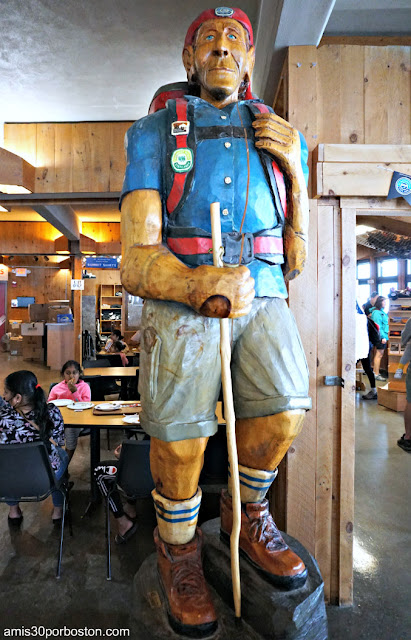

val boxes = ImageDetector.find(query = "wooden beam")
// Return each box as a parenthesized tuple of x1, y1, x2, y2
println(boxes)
(0, 147, 36, 193)
(357, 215, 411, 237)
(320, 36, 411, 47)
(317, 162, 411, 197)
(33, 204, 81, 241)
(0, 192, 120, 206)
(315, 144, 411, 163)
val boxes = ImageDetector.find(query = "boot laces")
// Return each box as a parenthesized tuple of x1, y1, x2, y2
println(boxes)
(171, 558, 208, 600)
(248, 512, 286, 551)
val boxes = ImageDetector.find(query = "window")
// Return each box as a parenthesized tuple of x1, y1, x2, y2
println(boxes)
(377, 259, 398, 279)
(356, 260, 371, 305)
(357, 283, 371, 306)
(357, 261, 370, 280)
(376, 258, 399, 313)
(406, 260, 411, 288)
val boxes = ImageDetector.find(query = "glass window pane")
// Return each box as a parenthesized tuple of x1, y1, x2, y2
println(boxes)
(377, 282, 398, 312)
(357, 261, 370, 280)
(357, 283, 371, 307)
(407, 259, 411, 275)
(378, 259, 398, 278)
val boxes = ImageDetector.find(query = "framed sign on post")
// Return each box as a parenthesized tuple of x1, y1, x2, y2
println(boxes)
(71, 279, 84, 291)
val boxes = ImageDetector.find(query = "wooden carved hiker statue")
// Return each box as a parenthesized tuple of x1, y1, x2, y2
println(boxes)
(121, 6, 311, 637)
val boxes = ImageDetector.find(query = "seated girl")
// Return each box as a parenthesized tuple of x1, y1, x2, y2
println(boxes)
(94, 444, 138, 544)
(0, 370, 67, 524)
(48, 360, 91, 461)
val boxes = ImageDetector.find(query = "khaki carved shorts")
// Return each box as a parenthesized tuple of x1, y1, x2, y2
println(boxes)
(139, 298, 311, 442)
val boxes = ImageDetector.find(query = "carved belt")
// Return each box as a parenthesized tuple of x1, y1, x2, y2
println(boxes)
(167, 233, 283, 266)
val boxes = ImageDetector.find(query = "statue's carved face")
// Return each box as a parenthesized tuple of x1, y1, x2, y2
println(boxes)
(183, 18, 255, 105)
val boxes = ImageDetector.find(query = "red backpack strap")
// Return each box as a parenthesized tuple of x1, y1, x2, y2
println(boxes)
(252, 103, 287, 218)
(166, 98, 190, 215)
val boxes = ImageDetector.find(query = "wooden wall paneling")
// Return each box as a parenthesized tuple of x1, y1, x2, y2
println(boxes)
(72, 123, 92, 192)
(287, 47, 319, 198)
(386, 47, 411, 145)
(3, 124, 37, 166)
(338, 207, 356, 605)
(317, 45, 341, 144)
(55, 124, 73, 192)
(364, 47, 389, 143)
(35, 123, 55, 193)
(339, 46, 365, 145)
(82, 222, 120, 243)
(7, 264, 70, 323)
(0, 222, 61, 254)
(315, 204, 337, 601)
(89, 123, 111, 192)
(286, 199, 318, 554)
(109, 122, 132, 191)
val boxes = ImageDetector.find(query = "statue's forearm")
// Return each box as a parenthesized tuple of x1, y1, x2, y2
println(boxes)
(288, 167, 309, 238)
(121, 244, 196, 305)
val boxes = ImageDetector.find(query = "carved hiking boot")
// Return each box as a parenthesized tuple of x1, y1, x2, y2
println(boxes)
(154, 527, 218, 638)
(220, 490, 307, 589)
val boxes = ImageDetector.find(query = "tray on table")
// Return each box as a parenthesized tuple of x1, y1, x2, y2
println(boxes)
(92, 404, 141, 416)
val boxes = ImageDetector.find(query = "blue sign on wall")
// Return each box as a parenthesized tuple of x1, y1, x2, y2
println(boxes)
(85, 257, 119, 269)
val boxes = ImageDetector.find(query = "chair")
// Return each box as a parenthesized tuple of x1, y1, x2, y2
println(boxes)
(0, 441, 72, 578)
(83, 358, 111, 368)
(105, 439, 154, 580)
(83, 359, 121, 397)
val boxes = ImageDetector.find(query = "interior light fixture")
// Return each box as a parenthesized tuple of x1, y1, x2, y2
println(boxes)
(0, 148, 35, 194)
(356, 225, 376, 236)
(55, 235, 70, 255)
(0, 185, 32, 194)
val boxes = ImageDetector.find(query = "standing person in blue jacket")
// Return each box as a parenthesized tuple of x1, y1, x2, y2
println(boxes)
(370, 296, 389, 381)
(121, 7, 310, 636)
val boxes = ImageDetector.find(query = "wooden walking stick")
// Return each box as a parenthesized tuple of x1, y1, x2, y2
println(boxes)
(210, 201, 241, 619)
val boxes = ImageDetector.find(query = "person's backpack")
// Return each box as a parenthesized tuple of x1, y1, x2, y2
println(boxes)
(367, 317, 381, 346)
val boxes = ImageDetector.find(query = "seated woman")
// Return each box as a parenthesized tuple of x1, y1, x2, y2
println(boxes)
(112, 341, 129, 367)
(48, 360, 91, 462)
(94, 444, 138, 544)
(0, 370, 67, 524)
(104, 330, 129, 354)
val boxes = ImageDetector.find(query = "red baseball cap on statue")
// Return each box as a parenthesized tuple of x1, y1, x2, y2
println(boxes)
(184, 7, 254, 48)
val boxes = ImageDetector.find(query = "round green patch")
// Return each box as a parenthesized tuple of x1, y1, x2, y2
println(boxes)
(171, 148, 193, 173)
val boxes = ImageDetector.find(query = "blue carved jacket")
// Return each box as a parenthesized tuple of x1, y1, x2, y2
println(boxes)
(121, 96, 308, 298)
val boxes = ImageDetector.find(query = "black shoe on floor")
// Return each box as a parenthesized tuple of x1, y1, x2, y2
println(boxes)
(397, 435, 411, 453)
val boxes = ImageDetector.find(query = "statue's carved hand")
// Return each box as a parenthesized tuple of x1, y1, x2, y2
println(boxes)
(189, 265, 255, 318)
(283, 224, 307, 282)
(252, 113, 301, 174)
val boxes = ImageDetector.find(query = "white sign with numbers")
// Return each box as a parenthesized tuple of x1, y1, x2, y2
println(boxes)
(71, 279, 84, 290)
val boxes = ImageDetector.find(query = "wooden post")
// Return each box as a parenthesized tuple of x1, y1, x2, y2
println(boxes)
(338, 208, 356, 604)
(72, 256, 82, 364)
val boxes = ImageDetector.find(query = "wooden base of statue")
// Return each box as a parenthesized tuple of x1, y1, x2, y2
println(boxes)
(132, 519, 328, 640)
(202, 518, 328, 640)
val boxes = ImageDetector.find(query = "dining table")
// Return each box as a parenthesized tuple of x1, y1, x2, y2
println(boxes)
(59, 400, 225, 512)
(59, 400, 143, 509)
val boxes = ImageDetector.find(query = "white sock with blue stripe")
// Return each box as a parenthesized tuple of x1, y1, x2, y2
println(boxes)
(228, 463, 278, 503)
(152, 487, 202, 545)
